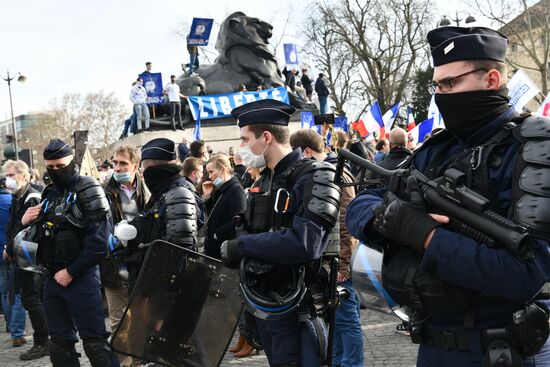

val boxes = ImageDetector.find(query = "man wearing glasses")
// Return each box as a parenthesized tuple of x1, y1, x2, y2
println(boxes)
(346, 26, 550, 366)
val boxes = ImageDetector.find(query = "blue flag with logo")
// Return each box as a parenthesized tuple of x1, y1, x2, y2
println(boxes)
(334, 116, 348, 132)
(301, 112, 314, 129)
(188, 87, 290, 121)
(188, 18, 214, 46)
(138, 72, 164, 104)
(284, 43, 299, 67)
(193, 113, 202, 141)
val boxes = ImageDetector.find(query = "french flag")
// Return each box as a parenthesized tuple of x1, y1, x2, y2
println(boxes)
(382, 102, 401, 138)
(409, 117, 434, 144)
(538, 92, 550, 116)
(406, 106, 416, 131)
(352, 101, 383, 138)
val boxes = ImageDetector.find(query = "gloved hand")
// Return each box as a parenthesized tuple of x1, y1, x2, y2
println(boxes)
(221, 239, 241, 268)
(373, 175, 439, 252)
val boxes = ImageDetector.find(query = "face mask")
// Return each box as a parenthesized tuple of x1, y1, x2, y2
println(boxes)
(47, 160, 77, 188)
(113, 172, 132, 184)
(239, 136, 268, 168)
(5, 177, 18, 190)
(143, 164, 182, 195)
(213, 176, 225, 188)
(434, 87, 510, 140)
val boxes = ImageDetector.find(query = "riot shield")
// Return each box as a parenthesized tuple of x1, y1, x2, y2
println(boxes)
(111, 240, 243, 367)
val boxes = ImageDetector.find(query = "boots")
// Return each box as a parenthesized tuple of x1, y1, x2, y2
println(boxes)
(228, 335, 245, 353)
(233, 340, 257, 358)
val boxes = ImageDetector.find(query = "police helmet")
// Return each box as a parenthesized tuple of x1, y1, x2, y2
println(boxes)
(239, 258, 307, 320)
(13, 225, 47, 274)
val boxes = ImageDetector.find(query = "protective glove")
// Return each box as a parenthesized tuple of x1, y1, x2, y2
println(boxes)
(373, 175, 439, 252)
(220, 239, 242, 268)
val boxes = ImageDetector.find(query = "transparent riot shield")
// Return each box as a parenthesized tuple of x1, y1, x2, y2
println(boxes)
(111, 240, 243, 367)
(351, 242, 412, 321)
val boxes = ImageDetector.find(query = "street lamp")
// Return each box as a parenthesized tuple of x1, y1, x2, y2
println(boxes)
(1, 70, 27, 161)
(438, 12, 477, 27)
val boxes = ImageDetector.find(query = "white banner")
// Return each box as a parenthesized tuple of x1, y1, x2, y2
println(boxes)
(508, 69, 540, 112)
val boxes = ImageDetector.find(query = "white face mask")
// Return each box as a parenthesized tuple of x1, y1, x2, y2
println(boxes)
(239, 136, 268, 168)
(5, 177, 18, 190)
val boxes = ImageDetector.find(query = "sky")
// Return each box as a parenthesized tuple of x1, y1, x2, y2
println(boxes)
(0, 0, 484, 122)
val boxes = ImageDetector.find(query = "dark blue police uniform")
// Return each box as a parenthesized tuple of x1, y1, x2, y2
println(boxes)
(37, 139, 118, 367)
(346, 27, 550, 366)
(222, 100, 342, 367)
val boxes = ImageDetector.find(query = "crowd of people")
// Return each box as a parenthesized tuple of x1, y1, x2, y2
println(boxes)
(1, 24, 550, 367)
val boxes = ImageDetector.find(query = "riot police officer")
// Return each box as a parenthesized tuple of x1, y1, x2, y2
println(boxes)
(21, 139, 118, 366)
(221, 99, 341, 367)
(124, 138, 201, 287)
(346, 27, 550, 366)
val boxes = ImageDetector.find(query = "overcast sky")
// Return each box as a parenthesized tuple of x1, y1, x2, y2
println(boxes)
(0, 0, 480, 122)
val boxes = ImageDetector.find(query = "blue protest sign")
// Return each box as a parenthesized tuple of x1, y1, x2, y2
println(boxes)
(187, 87, 290, 121)
(139, 72, 164, 104)
(301, 112, 314, 129)
(334, 116, 349, 132)
(284, 43, 299, 67)
(188, 18, 214, 46)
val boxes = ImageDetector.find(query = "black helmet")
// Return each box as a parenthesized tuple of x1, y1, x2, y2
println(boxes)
(239, 258, 307, 320)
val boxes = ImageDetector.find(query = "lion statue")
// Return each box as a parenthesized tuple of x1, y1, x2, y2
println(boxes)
(178, 12, 315, 110)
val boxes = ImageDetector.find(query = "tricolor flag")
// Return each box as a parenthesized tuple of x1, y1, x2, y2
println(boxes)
(352, 101, 383, 138)
(538, 92, 550, 117)
(334, 116, 349, 132)
(409, 117, 434, 145)
(382, 102, 401, 137)
(406, 106, 416, 131)
(427, 95, 444, 129)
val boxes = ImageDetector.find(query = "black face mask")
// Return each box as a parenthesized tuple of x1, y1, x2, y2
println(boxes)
(434, 87, 510, 139)
(47, 160, 77, 189)
(143, 164, 182, 196)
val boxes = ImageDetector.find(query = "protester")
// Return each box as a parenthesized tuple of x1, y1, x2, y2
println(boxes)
(201, 154, 246, 260)
(0, 172, 27, 349)
(186, 34, 199, 76)
(315, 73, 330, 114)
(130, 77, 150, 132)
(373, 138, 389, 163)
(178, 137, 189, 163)
(3, 160, 48, 359)
(163, 75, 186, 131)
(101, 145, 149, 366)
(300, 68, 313, 101)
(232, 152, 247, 184)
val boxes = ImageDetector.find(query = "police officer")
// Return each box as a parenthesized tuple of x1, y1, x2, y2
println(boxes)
(20, 139, 118, 366)
(221, 99, 341, 367)
(126, 138, 201, 282)
(346, 27, 550, 366)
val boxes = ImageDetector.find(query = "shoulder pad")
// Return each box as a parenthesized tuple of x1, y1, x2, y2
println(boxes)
(164, 186, 197, 246)
(519, 115, 550, 139)
(514, 115, 550, 241)
(303, 161, 341, 229)
(75, 176, 110, 222)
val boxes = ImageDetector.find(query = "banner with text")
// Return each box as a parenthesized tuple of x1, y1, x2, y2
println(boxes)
(139, 72, 164, 104)
(188, 18, 214, 46)
(187, 87, 290, 121)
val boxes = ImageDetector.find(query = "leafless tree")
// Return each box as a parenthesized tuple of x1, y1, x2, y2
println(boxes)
(316, 0, 433, 112)
(472, 0, 549, 95)
(302, 7, 361, 116)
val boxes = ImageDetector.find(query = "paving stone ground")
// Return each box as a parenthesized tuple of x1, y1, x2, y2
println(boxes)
(0, 308, 418, 366)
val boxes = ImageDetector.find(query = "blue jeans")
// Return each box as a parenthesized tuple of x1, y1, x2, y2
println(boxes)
(188, 53, 199, 74)
(122, 113, 137, 136)
(333, 280, 364, 367)
(319, 95, 328, 114)
(134, 104, 150, 130)
(0, 262, 26, 339)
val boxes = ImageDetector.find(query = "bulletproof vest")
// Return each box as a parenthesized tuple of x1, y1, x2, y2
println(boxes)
(245, 159, 315, 233)
(38, 189, 88, 273)
(382, 119, 527, 323)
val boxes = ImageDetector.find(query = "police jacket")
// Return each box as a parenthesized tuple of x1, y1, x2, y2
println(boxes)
(234, 149, 338, 265)
(346, 108, 550, 329)
(38, 175, 113, 278)
(204, 176, 246, 260)
(5, 184, 41, 258)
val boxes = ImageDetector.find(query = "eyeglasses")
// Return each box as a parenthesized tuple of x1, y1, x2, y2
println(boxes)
(427, 68, 488, 94)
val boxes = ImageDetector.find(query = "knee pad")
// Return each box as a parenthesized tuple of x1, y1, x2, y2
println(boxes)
(83, 338, 120, 367)
(49, 339, 80, 367)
